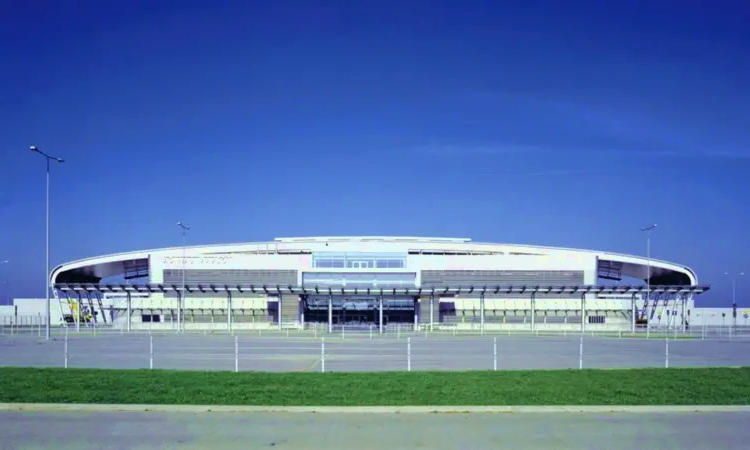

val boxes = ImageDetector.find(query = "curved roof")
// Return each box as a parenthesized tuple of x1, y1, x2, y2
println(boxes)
(50, 236, 698, 286)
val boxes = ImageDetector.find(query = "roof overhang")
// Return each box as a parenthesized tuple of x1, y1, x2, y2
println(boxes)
(54, 283, 710, 296)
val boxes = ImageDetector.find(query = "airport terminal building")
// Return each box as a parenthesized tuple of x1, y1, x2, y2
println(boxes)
(47, 236, 708, 332)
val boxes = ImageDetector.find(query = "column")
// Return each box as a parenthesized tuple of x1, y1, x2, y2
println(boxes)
(530, 293, 536, 332)
(126, 291, 131, 332)
(631, 294, 636, 334)
(479, 293, 485, 333)
(227, 291, 232, 332)
(414, 298, 418, 330)
(581, 293, 586, 333)
(278, 294, 283, 330)
(379, 295, 384, 334)
(430, 294, 434, 332)
(328, 295, 332, 333)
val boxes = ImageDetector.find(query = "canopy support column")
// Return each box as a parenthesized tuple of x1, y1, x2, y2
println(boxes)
(530, 293, 535, 333)
(379, 295, 384, 334)
(327, 295, 332, 333)
(227, 291, 232, 333)
(479, 293, 485, 334)
(581, 293, 586, 333)
(631, 293, 636, 334)
(126, 291, 131, 332)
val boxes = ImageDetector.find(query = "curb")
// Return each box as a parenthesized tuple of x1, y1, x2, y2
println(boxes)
(1, 404, 749, 414)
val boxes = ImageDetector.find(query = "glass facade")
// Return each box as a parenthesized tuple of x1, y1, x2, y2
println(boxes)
(312, 252, 407, 269)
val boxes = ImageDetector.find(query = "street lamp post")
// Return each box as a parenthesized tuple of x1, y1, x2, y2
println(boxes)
(0, 261, 8, 304)
(177, 222, 190, 333)
(725, 272, 745, 328)
(31, 146, 65, 340)
(640, 224, 657, 325)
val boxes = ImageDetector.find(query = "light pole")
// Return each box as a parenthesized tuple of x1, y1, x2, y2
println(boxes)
(725, 272, 744, 327)
(640, 224, 657, 323)
(0, 261, 8, 304)
(31, 146, 65, 340)
(177, 222, 190, 333)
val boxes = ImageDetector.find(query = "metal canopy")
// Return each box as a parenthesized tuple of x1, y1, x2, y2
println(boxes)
(54, 283, 710, 296)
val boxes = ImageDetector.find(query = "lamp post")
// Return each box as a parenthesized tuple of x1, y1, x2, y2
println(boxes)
(725, 272, 744, 327)
(177, 222, 190, 333)
(0, 261, 8, 304)
(640, 224, 657, 323)
(31, 146, 65, 340)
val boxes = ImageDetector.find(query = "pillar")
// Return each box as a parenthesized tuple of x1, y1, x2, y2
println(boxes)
(379, 295, 384, 334)
(126, 291, 131, 332)
(631, 293, 636, 334)
(227, 291, 232, 332)
(530, 293, 535, 332)
(278, 294, 283, 330)
(414, 298, 418, 330)
(430, 294, 435, 332)
(328, 295, 332, 333)
(479, 293, 485, 333)
(581, 293, 586, 333)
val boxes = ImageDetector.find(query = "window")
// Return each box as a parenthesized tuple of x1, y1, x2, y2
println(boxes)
(142, 314, 161, 323)
(588, 316, 605, 324)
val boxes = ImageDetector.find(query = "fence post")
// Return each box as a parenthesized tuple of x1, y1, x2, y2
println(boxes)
(578, 336, 583, 370)
(407, 336, 411, 372)
(321, 337, 325, 373)
(235, 335, 239, 373)
(64, 333, 69, 368)
(149, 335, 154, 370)
(493, 336, 497, 371)
(665, 337, 669, 368)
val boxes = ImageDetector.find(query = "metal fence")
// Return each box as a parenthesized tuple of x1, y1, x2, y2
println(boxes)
(1, 324, 749, 372)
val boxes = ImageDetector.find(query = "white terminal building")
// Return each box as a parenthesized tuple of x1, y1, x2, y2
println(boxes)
(31, 236, 712, 333)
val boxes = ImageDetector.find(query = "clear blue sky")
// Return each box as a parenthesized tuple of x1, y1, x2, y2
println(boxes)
(1, 0, 748, 305)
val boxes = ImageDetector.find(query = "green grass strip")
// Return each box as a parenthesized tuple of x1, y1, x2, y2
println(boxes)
(1, 367, 748, 406)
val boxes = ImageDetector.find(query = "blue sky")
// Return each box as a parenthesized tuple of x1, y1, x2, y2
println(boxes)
(1, 0, 748, 305)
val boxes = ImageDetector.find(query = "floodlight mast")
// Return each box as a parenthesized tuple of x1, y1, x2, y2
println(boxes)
(177, 222, 190, 333)
(640, 224, 657, 323)
(30, 146, 65, 340)
(725, 272, 745, 327)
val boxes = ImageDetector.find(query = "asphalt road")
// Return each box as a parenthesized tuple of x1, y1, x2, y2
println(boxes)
(1, 331, 749, 372)
(2, 410, 749, 449)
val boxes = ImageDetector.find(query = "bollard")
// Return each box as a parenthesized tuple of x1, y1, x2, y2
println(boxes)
(149, 335, 154, 370)
(342, 325, 345, 340)
(665, 337, 669, 368)
(235, 335, 239, 373)
(321, 337, 325, 373)
(407, 337, 411, 372)
(578, 336, 583, 370)
(64, 334, 69, 369)
(369, 325, 373, 340)
(493, 336, 497, 371)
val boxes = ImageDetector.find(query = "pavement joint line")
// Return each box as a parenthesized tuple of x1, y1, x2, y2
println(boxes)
(1, 404, 749, 414)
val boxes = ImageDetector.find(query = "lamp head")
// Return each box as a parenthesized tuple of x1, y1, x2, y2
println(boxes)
(30, 145, 38, 152)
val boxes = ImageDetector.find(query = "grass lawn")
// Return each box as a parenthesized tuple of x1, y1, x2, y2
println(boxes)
(0, 367, 748, 406)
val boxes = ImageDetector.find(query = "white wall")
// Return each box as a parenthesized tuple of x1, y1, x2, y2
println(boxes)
(692, 308, 750, 327)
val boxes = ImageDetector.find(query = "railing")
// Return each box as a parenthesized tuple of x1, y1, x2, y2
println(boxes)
(1, 322, 749, 372)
